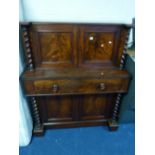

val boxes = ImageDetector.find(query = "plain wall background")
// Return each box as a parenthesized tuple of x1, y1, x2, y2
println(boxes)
(20, 0, 134, 23)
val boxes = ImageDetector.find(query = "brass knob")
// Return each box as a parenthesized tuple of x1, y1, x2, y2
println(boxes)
(100, 83, 105, 91)
(52, 84, 59, 92)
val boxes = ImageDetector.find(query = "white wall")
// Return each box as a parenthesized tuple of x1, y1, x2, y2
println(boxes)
(21, 0, 134, 24)
(19, 0, 32, 147)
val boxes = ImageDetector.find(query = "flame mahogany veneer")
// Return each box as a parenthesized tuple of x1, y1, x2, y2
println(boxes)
(20, 22, 131, 135)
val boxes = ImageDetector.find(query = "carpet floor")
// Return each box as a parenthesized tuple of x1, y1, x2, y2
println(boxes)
(19, 123, 135, 155)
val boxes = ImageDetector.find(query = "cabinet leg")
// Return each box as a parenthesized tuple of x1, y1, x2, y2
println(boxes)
(33, 124, 44, 136)
(108, 93, 122, 131)
(31, 97, 44, 136)
(108, 120, 119, 131)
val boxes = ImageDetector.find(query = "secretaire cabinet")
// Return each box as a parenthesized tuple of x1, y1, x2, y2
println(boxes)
(20, 22, 131, 135)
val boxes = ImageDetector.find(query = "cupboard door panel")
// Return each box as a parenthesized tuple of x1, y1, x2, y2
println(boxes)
(38, 96, 75, 123)
(39, 33, 72, 62)
(31, 24, 77, 68)
(79, 94, 117, 120)
(84, 32, 114, 61)
(79, 25, 122, 68)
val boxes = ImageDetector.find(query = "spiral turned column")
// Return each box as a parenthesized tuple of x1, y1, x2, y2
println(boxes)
(119, 30, 130, 70)
(30, 97, 44, 135)
(21, 24, 34, 71)
(112, 93, 122, 121)
(108, 29, 130, 131)
(108, 93, 122, 131)
(31, 97, 41, 127)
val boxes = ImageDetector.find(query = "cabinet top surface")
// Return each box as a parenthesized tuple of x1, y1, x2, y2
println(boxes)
(21, 68, 130, 80)
(20, 22, 132, 27)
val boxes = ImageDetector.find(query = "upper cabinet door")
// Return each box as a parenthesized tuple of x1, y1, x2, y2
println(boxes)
(79, 25, 128, 68)
(30, 24, 77, 69)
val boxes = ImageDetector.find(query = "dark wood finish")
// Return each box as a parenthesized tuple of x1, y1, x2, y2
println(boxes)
(20, 22, 131, 135)
(21, 68, 130, 79)
(79, 25, 121, 68)
(30, 24, 78, 68)
(23, 77, 129, 96)
(31, 94, 116, 131)
(107, 120, 119, 131)
(79, 94, 116, 120)
(30, 97, 44, 135)
(20, 23, 34, 71)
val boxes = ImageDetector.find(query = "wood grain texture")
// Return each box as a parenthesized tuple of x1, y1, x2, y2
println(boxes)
(30, 24, 77, 68)
(84, 32, 114, 61)
(21, 68, 130, 96)
(21, 68, 130, 80)
(33, 94, 116, 128)
(79, 25, 124, 68)
(20, 23, 131, 135)
(39, 32, 72, 63)
(38, 96, 74, 123)
(23, 78, 129, 96)
(20, 23, 130, 69)
(79, 94, 116, 120)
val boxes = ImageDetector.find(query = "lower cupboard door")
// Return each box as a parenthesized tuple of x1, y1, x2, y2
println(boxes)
(79, 94, 117, 121)
(37, 96, 78, 124)
(36, 94, 117, 125)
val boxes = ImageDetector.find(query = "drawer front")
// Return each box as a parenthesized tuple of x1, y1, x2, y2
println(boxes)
(24, 78, 129, 95)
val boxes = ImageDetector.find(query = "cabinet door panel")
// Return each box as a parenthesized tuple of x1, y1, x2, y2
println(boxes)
(79, 94, 117, 120)
(79, 25, 124, 68)
(84, 32, 114, 61)
(38, 96, 76, 123)
(31, 24, 77, 68)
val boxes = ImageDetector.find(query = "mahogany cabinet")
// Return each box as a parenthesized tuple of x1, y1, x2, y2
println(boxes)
(20, 22, 131, 135)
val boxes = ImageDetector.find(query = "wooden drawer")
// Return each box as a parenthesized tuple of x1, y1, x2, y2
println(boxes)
(23, 78, 129, 96)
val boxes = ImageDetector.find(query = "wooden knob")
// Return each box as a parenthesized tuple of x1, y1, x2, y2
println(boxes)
(52, 84, 59, 92)
(100, 83, 105, 91)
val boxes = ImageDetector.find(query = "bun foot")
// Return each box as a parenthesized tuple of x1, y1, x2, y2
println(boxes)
(33, 124, 44, 136)
(108, 120, 119, 131)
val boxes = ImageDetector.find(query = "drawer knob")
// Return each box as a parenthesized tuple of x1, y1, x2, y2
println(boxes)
(100, 83, 105, 91)
(52, 84, 59, 92)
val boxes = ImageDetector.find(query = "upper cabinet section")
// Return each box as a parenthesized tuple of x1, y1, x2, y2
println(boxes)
(20, 23, 130, 70)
